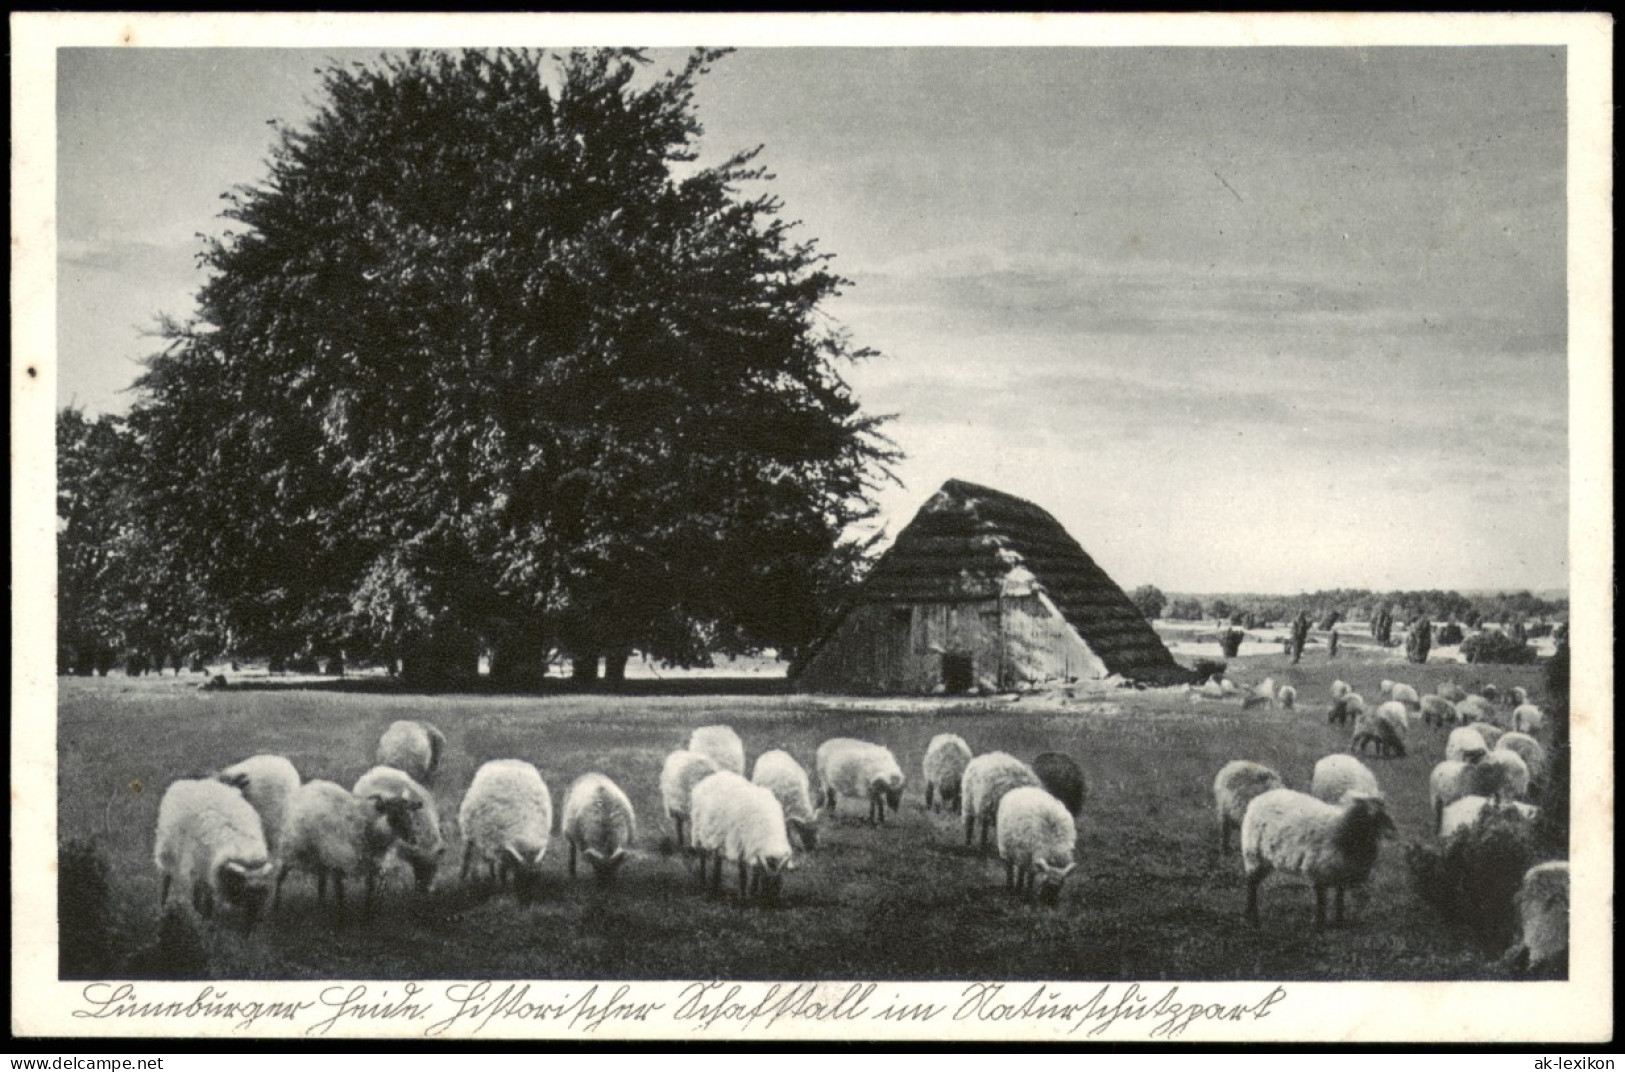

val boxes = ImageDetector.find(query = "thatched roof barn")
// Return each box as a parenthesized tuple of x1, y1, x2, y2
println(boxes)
(794, 479, 1191, 694)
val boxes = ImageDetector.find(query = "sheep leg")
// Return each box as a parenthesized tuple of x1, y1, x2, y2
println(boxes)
(159, 874, 171, 909)
(710, 852, 722, 891)
(1244, 869, 1265, 923)
(1218, 818, 1231, 854)
(674, 816, 686, 848)
(316, 867, 328, 905)
(1334, 887, 1346, 925)
(1005, 860, 1015, 889)
(333, 873, 347, 916)
(1313, 886, 1328, 928)
(964, 814, 975, 847)
(925, 783, 935, 811)
(364, 870, 377, 914)
(568, 841, 577, 879)
(460, 843, 474, 883)
(980, 822, 991, 853)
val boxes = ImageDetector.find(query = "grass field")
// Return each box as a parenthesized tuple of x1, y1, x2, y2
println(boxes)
(56, 647, 1556, 982)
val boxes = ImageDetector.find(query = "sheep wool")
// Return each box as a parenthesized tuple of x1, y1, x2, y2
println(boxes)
(1033, 752, 1088, 816)
(562, 773, 637, 884)
(1429, 760, 1478, 831)
(1310, 753, 1381, 806)
(1503, 861, 1568, 978)
(1213, 761, 1286, 852)
(1388, 683, 1421, 709)
(375, 720, 447, 787)
(354, 766, 445, 893)
(1241, 788, 1396, 927)
(1468, 721, 1508, 749)
(751, 749, 820, 851)
(1351, 702, 1408, 758)
(1445, 727, 1491, 764)
(995, 786, 1078, 905)
(277, 779, 420, 913)
(815, 738, 906, 824)
(690, 771, 793, 903)
(459, 759, 553, 900)
(961, 752, 1042, 851)
(1420, 695, 1459, 727)
(1495, 733, 1547, 790)
(1328, 692, 1366, 727)
(154, 778, 274, 927)
(660, 750, 720, 847)
(1456, 696, 1498, 726)
(1438, 795, 1539, 841)
(1511, 686, 1530, 707)
(1475, 749, 1531, 802)
(1437, 681, 1468, 702)
(1330, 680, 1352, 701)
(1511, 704, 1546, 735)
(1277, 685, 1298, 711)
(688, 725, 746, 775)
(216, 754, 301, 856)
(922, 734, 974, 813)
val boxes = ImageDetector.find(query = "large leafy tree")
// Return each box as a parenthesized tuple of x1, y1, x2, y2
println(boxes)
(131, 48, 894, 682)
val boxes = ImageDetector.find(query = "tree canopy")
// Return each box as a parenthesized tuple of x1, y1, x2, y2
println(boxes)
(129, 48, 895, 681)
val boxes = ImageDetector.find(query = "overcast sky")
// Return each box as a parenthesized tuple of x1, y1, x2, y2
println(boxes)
(56, 45, 1569, 593)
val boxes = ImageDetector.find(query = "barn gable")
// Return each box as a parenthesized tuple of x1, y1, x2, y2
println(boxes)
(794, 479, 1191, 692)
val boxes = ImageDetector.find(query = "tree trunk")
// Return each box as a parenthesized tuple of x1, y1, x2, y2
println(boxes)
(603, 648, 631, 684)
(489, 628, 549, 687)
(571, 654, 600, 685)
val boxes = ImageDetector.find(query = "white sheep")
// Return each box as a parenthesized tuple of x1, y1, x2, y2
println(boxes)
(659, 749, 720, 848)
(1242, 677, 1275, 710)
(1495, 732, 1548, 791)
(215, 754, 301, 857)
(961, 751, 1042, 851)
(1429, 761, 1479, 831)
(815, 737, 905, 824)
(1241, 788, 1396, 927)
(459, 759, 553, 899)
(1350, 702, 1408, 758)
(276, 779, 420, 913)
(995, 786, 1077, 905)
(353, 766, 445, 893)
(1213, 760, 1286, 853)
(562, 772, 637, 884)
(1501, 861, 1568, 977)
(1445, 726, 1491, 764)
(1328, 692, 1366, 727)
(1479, 684, 1502, 704)
(1438, 795, 1540, 840)
(154, 778, 275, 928)
(375, 720, 447, 787)
(1330, 679, 1352, 701)
(1277, 685, 1298, 711)
(751, 749, 820, 850)
(1379, 679, 1394, 697)
(1310, 753, 1381, 805)
(1456, 695, 1498, 726)
(1468, 721, 1508, 749)
(922, 734, 974, 813)
(1512, 704, 1546, 734)
(690, 771, 793, 903)
(688, 725, 746, 775)
(1388, 682, 1420, 709)
(1437, 681, 1467, 702)
(1478, 748, 1532, 801)
(1420, 695, 1459, 727)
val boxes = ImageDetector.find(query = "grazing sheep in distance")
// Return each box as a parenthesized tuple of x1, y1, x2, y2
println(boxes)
(1242, 677, 1275, 709)
(1495, 733, 1547, 793)
(1350, 702, 1407, 758)
(215, 754, 301, 857)
(1277, 686, 1297, 711)
(1468, 721, 1508, 749)
(1456, 695, 1498, 726)
(1438, 681, 1468, 702)
(562, 773, 636, 884)
(154, 779, 275, 929)
(353, 766, 445, 893)
(1408, 803, 1537, 951)
(1213, 760, 1286, 852)
(1512, 704, 1546, 735)
(1477, 748, 1531, 802)
(660, 750, 720, 848)
(1328, 692, 1366, 727)
(1445, 727, 1490, 764)
(1479, 684, 1502, 704)
(1387, 683, 1420, 709)
(690, 771, 793, 903)
(1439, 795, 1539, 840)
(751, 749, 820, 850)
(815, 738, 905, 824)
(1430, 761, 1479, 831)
(996, 786, 1077, 905)
(961, 752, 1042, 851)
(1420, 695, 1459, 727)
(1330, 680, 1351, 701)
(1311, 754, 1381, 806)
(459, 759, 553, 901)
(375, 720, 447, 787)
(1241, 789, 1396, 927)
(1501, 861, 1568, 978)
(1032, 752, 1087, 816)
(277, 779, 419, 914)
(922, 734, 973, 813)
(688, 725, 746, 775)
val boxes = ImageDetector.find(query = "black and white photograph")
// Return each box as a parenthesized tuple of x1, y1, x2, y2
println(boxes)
(12, 12, 1613, 1043)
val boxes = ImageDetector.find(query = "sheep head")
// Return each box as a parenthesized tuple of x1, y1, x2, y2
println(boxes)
(755, 853, 791, 902)
(874, 774, 904, 813)
(216, 858, 273, 929)
(506, 845, 547, 901)
(583, 847, 629, 885)
(787, 816, 819, 851)
(1032, 860, 1077, 906)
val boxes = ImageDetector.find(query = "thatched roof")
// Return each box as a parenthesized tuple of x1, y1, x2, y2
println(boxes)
(845, 479, 1189, 684)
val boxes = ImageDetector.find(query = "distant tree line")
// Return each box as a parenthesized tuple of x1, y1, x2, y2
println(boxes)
(1155, 588, 1567, 630)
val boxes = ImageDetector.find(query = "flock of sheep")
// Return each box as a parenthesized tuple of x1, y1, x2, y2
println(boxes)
(1210, 674, 1567, 975)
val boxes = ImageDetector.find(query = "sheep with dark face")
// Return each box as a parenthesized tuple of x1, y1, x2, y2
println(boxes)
(1032, 752, 1087, 816)
(276, 780, 420, 915)
(154, 779, 275, 930)
(1420, 695, 1459, 727)
(353, 766, 445, 894)
(1241, 789, 1397, 928)
(815, 738, 905, 824)
(1350, 702, 1408, 758)
(922, 734, 973, 813)
(1328, 692, 1366, 727)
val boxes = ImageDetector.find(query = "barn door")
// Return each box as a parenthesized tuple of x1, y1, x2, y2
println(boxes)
(942, 652, 974, 693)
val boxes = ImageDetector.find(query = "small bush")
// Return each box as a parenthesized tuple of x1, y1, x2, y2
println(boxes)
(1461, 630, 1538, 665)
(1219, 629, 1244, 658)
(1191, 658, 1228, 681)
(59, 839, 121, 978)
(1437, 622, 1465, 646)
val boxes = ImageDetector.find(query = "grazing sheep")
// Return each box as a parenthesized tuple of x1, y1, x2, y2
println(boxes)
(1439, 795, 1540, 840)
(1213, 761, 1286, 853)
(1468, 721, 1508, 749)
(922, 734, 974, 813)
(1501, 861, 1568, 978)
(215, 754, 301, 857)
(276, 779, 419, 914)
(1512, 704, 1546, 735)
(458, 759, 553, 901)
(690, 771, 793, 903)
(659, 750, 720, 848)
(1495, 733, 1548, 792)
(1437, 681, 1467, 702)
(1219, 678, 1239, 697)
(1477, 748, 1532, 801)
(375, 720, 447, 787)
(154, 779, 275, 928)
(1511, 686, 1530, 707)
(1330, 679, 1352, 701)
(1243, 678, 1275, 709)
(961, 752, 1042, 851)
(1479, 684, 1502, 704)
(995, 786, 1078, 905)
(1310, 753, 1381, 805)
(751, 749, 820, 851)
(1277, 686, 1297, 711)
(1379, 679, 1394, 697)
(688, 725, 746, 776)
(1456, 695, 1499, 726)
(1032, 752, 1088, 816)
(562, 773, 636, 884)
(352, 766, 444, 893)
(1388, 683, 1421, 709)
(1429, 761, 1479, 831)
(815, 738, 905, 824)
(1445, 727, 1491, 764)
(1198, 677, 1227, 700)
(1241, 789, 1396, 927)
(1350, 702, 1408, 758)
(1328, 692, 1366, 727)
(1420, 695, 1459, 727)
